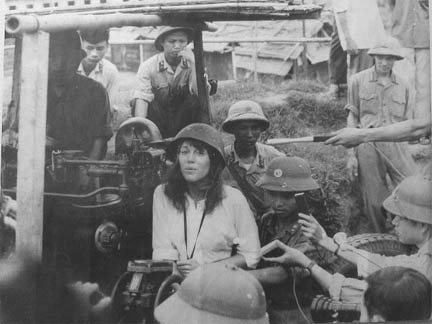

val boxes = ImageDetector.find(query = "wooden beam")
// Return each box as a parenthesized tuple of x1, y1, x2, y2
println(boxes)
(109, 37, 331, 45)
(194, 28, 211, 124)
(16, 31, 49, 260)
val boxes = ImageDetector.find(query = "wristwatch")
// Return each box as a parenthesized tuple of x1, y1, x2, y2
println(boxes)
(305, 260, 317, 275)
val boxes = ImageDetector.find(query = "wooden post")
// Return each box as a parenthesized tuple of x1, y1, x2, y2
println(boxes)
(9, 36, 23, 131)
(0, 0, 4, 185)
(139, 43, 144, 63)
(252, 22, 258, 82)
(193, 28, 211, 124)
(231, 44, 237, 80)
(301, 0, 308, 77)
(16, 31, 49, 260)
(430, 3, 432, 140)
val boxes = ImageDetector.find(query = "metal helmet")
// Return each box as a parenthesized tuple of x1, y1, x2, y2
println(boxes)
(383, 176, 432, 225)
(256, 156, 319, 192)
(367, 37, 404, 60)
(221, 100, 270, 134)
(154, 26, 195, 52)
(167, 123, 225, 165)
(154, 263, 269, 324)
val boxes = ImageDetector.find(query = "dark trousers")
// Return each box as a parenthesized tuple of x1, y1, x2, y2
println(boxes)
(329, 26, 347, 85)
(147, 86, 201, 138)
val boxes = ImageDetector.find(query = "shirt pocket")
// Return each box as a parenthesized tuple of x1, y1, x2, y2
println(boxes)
(359, 91, 378, 115)
(390, 93, 407, 120)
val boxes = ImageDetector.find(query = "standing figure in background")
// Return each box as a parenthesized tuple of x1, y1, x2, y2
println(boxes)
(131, 27, 209, 138)
(330, 0, 386, 90)
(345, 41, 418, 233)
(78, 28, 120, 115)
(327, 23, 347, 98)
(389, 0, 431, 171)
(222, 100, 284, 221)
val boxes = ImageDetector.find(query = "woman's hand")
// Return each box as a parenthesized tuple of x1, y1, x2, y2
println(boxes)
(298, 213, 328, 243)
(177, 259, 200, 277)
(262, 240, 310, 267)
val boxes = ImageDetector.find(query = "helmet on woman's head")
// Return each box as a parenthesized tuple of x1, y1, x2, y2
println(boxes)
(167, 123, 225, 166)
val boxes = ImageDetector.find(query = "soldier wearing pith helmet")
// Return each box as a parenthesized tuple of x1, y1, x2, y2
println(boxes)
(249, 156, 321, 323)
(130, 26, 211, 138)
(222, 100, 284, 221)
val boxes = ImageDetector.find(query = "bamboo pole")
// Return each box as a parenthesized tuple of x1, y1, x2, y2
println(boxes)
(109, 37, 331, 45)
(6, 13, 216, 35)
(430, 2, 432, 141)
(194, 28, 211, 124)
(16, 31, 49, 260)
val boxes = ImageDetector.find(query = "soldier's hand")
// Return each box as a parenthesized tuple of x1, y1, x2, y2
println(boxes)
(324, 128, 365, 148)
(68, 281, 112, 323)
(298, 213, 328, 243)
(263, 240, 309, 267)
(346, 155, 359, 181)
(179, 47, 195, 64)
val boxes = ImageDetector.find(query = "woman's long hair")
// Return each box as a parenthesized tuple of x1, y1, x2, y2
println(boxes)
(164, 139, 225, 214)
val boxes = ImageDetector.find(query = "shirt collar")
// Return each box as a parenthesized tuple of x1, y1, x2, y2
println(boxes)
(417, 238, 432, 256)
(77, 60, 103, 74)
(370, 67, 398, 84)
(157, 53, 189, 73)
(228, 143, 265, 169)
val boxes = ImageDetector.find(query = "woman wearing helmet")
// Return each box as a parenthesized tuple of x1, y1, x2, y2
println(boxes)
(152, 124, 261, 276)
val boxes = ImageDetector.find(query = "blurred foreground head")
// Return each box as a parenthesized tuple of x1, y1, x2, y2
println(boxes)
(361, 266, 431, 322)
(0, 254, 111, 323)
(155, 263, 269, 324)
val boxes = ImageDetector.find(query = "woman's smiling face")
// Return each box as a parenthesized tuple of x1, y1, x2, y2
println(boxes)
(178, 140, 211, 184)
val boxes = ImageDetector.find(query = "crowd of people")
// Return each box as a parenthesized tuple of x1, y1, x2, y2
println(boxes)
(1, 0, 431, 323)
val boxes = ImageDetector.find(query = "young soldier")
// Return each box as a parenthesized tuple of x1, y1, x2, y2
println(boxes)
(131, 27, 209, 138)
(248, 156, 320, 323)
(222, 100, 284, 220)
(345, 40, 418, 232)
(78, 28, 120, 114)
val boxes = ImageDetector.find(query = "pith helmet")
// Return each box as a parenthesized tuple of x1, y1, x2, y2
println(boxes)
(383, 176, 432, 225)
(167, 123, 225, 166)
(154, 263, 269, 324)
(368, 38, 404, 60)
(256, 156, 319, 192)
(222, 100, 270, 134)
(155, 26, 194, 51)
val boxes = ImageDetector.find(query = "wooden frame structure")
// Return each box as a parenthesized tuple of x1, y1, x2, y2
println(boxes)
(4, 2, 322, 262)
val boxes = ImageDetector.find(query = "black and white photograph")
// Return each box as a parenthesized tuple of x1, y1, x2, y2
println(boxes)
(1, 0, 431, 323)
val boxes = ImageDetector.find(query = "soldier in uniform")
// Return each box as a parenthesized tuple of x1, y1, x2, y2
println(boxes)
(248, 156, 321, 323)
(222, 100, 284, 220)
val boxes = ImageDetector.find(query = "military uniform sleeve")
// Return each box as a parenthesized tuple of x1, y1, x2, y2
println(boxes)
(152, 185, 179, 261)
(131, 58, 155, 103)
(328, 273, 366, 303)
(231, 188, 261, 269)
(356, 250, 431, 279)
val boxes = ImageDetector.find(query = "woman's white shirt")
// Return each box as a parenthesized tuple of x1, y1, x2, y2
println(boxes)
(152, 184, 261, 268)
